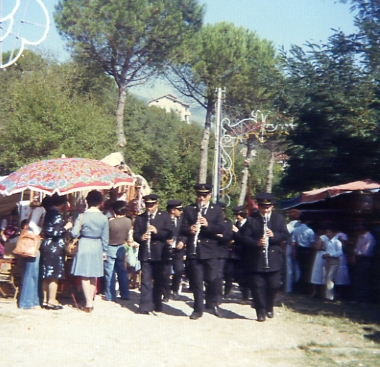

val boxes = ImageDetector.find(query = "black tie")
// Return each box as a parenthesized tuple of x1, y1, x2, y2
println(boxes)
(201, 207, 206, 216)
(172, 218, 176, 227)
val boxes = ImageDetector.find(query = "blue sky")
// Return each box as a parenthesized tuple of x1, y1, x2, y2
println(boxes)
(7, 0, 356, 63)
(34, 0, 357, 61)
(2, 0, 358, 116)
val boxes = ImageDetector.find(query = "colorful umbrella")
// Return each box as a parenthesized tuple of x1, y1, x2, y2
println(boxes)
(0, 158, 135, 196)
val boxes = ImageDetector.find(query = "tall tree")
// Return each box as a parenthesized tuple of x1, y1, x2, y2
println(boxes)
(280, 31, 380, 191)
(0, 52, 116, 173)
(55, 0, 204, 153)
(165, 22, 278, 183)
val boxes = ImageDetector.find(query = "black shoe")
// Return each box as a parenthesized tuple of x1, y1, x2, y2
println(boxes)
(138, 310, 150, 315)
(172, 292, 180, 300)
(267, 310, 274, 318)
(162, 297, 169, 303)
(47, 303, 63, 310)
(190, 312, 202, 320)
(257, 315, 266, 322)
(213, 305, 222, 318)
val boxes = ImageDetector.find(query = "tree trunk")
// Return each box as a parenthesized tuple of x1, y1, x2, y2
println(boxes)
(198, 103, 213, 183)
(238, 142, 253, 206)
(116, 84, 127, 151)
(265, 148, 275, 193)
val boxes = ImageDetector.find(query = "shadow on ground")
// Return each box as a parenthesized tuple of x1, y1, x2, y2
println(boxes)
(281, 292, 380, 326)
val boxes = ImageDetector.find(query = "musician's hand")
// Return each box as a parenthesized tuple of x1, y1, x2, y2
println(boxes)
(258, 237, 266, 246)
(232, 225, 239, 233)
(148, 225, 157, 234)
(142, 232, 149, 241)
(176, 241, 184, 250)
(199, 216, 208, 227)
(266, 228, 273, 238)
(190, 224, 198, 234)
(167, 239, 174, 245)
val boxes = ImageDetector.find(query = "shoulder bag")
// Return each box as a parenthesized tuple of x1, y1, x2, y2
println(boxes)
(65, 214, 83, 257)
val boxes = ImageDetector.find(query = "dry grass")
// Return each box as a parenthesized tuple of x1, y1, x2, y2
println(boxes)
(280, 293, 380, 366)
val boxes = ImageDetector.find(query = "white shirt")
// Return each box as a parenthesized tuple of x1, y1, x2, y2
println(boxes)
(323, 236, 343, 258)
(291, 223, 315, 247)
(355, 231, 376, 257)
(28, 206, 46, 235)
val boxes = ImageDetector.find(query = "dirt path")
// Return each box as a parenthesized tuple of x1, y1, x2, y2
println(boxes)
(0, 288, 379, 367)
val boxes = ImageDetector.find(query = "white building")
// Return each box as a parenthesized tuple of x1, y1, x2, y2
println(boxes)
(148, 94, 191, 123)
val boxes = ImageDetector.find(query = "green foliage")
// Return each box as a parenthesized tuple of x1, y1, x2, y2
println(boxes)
(0, 52, 115, 174)
(280, 28, 380, 192)
(122, 97, 204, 205)
(55, 0, 204, 149)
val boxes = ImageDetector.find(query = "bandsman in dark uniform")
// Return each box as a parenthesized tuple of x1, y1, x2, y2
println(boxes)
(214, 202, 233, 304)
(133, 194, 172, 314)
(231, 205, 253, 303)
(162, 200, 186, 301)
(244, 193, 290, 322)
(180, 184, 224, 320)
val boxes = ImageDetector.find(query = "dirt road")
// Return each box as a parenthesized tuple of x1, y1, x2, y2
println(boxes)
(0, 288, 379, 367)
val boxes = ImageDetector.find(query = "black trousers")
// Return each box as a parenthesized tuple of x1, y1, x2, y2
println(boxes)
(162, 257, 185, 298)
(295, 246, 313, 293)
(215, 258, 227, 304)
(188, 258, 219, 314)
(246, 270, 281, 318)
(172, 256, 184, 293)
(139, 261, 164, 312)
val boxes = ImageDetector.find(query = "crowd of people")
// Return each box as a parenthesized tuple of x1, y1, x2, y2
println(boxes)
(1, 184, 379, 321)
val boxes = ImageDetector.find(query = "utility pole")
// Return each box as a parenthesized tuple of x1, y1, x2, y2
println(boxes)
(212, 88, 223, 203)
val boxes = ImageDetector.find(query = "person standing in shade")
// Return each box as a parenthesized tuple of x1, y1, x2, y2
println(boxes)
(71, 190, 109, 313)
(104, 200, 131, 301)
(40, 194, 72, 310)
(231, 205, 254, 303)
(291, 214, 316, 294)
(353, 223, 376, 302)
(180, 184, 224, 320)
(245, 193, 290, 322)
(214, 202, 233, 305)
(321, 226, 343, 301)
(163, 200, 186, 301)
(133, 194, 172, 314)
(18, 196, 51, 309)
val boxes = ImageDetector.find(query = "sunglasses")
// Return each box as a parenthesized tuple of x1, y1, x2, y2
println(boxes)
(196, 193, 209, 197)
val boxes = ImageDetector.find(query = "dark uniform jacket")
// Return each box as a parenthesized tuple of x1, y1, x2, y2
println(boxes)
(133, 210, 172, 262)
(181, 202, 224, 259)
(217, 218, 233, 259)
(165, 215, 186, 260)
(236, 210, 289, 272)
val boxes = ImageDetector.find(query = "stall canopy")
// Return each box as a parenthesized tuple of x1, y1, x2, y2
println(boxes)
(281, 179, 380, 210)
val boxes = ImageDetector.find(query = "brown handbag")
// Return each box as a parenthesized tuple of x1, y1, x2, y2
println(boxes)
(13, 208, 44, 258)
(13, 227, 41, 258)
(65, 214, 83, 257)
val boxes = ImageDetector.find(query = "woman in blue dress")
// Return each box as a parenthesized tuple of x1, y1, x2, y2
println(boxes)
(71, 190, 109, 313)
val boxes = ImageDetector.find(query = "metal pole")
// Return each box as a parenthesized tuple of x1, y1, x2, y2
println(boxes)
(212, 88, 223, 203)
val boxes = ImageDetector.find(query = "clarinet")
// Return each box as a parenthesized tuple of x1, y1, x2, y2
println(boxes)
(263, 215, 270, 269)
(146, 214, 152, 260)
(191, 207, 203, 255)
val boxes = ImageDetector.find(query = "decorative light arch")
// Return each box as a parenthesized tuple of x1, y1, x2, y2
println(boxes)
(0, 0, 50, 68)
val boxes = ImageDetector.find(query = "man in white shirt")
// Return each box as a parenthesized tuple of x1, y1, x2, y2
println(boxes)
(321, 228, 343, 301)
